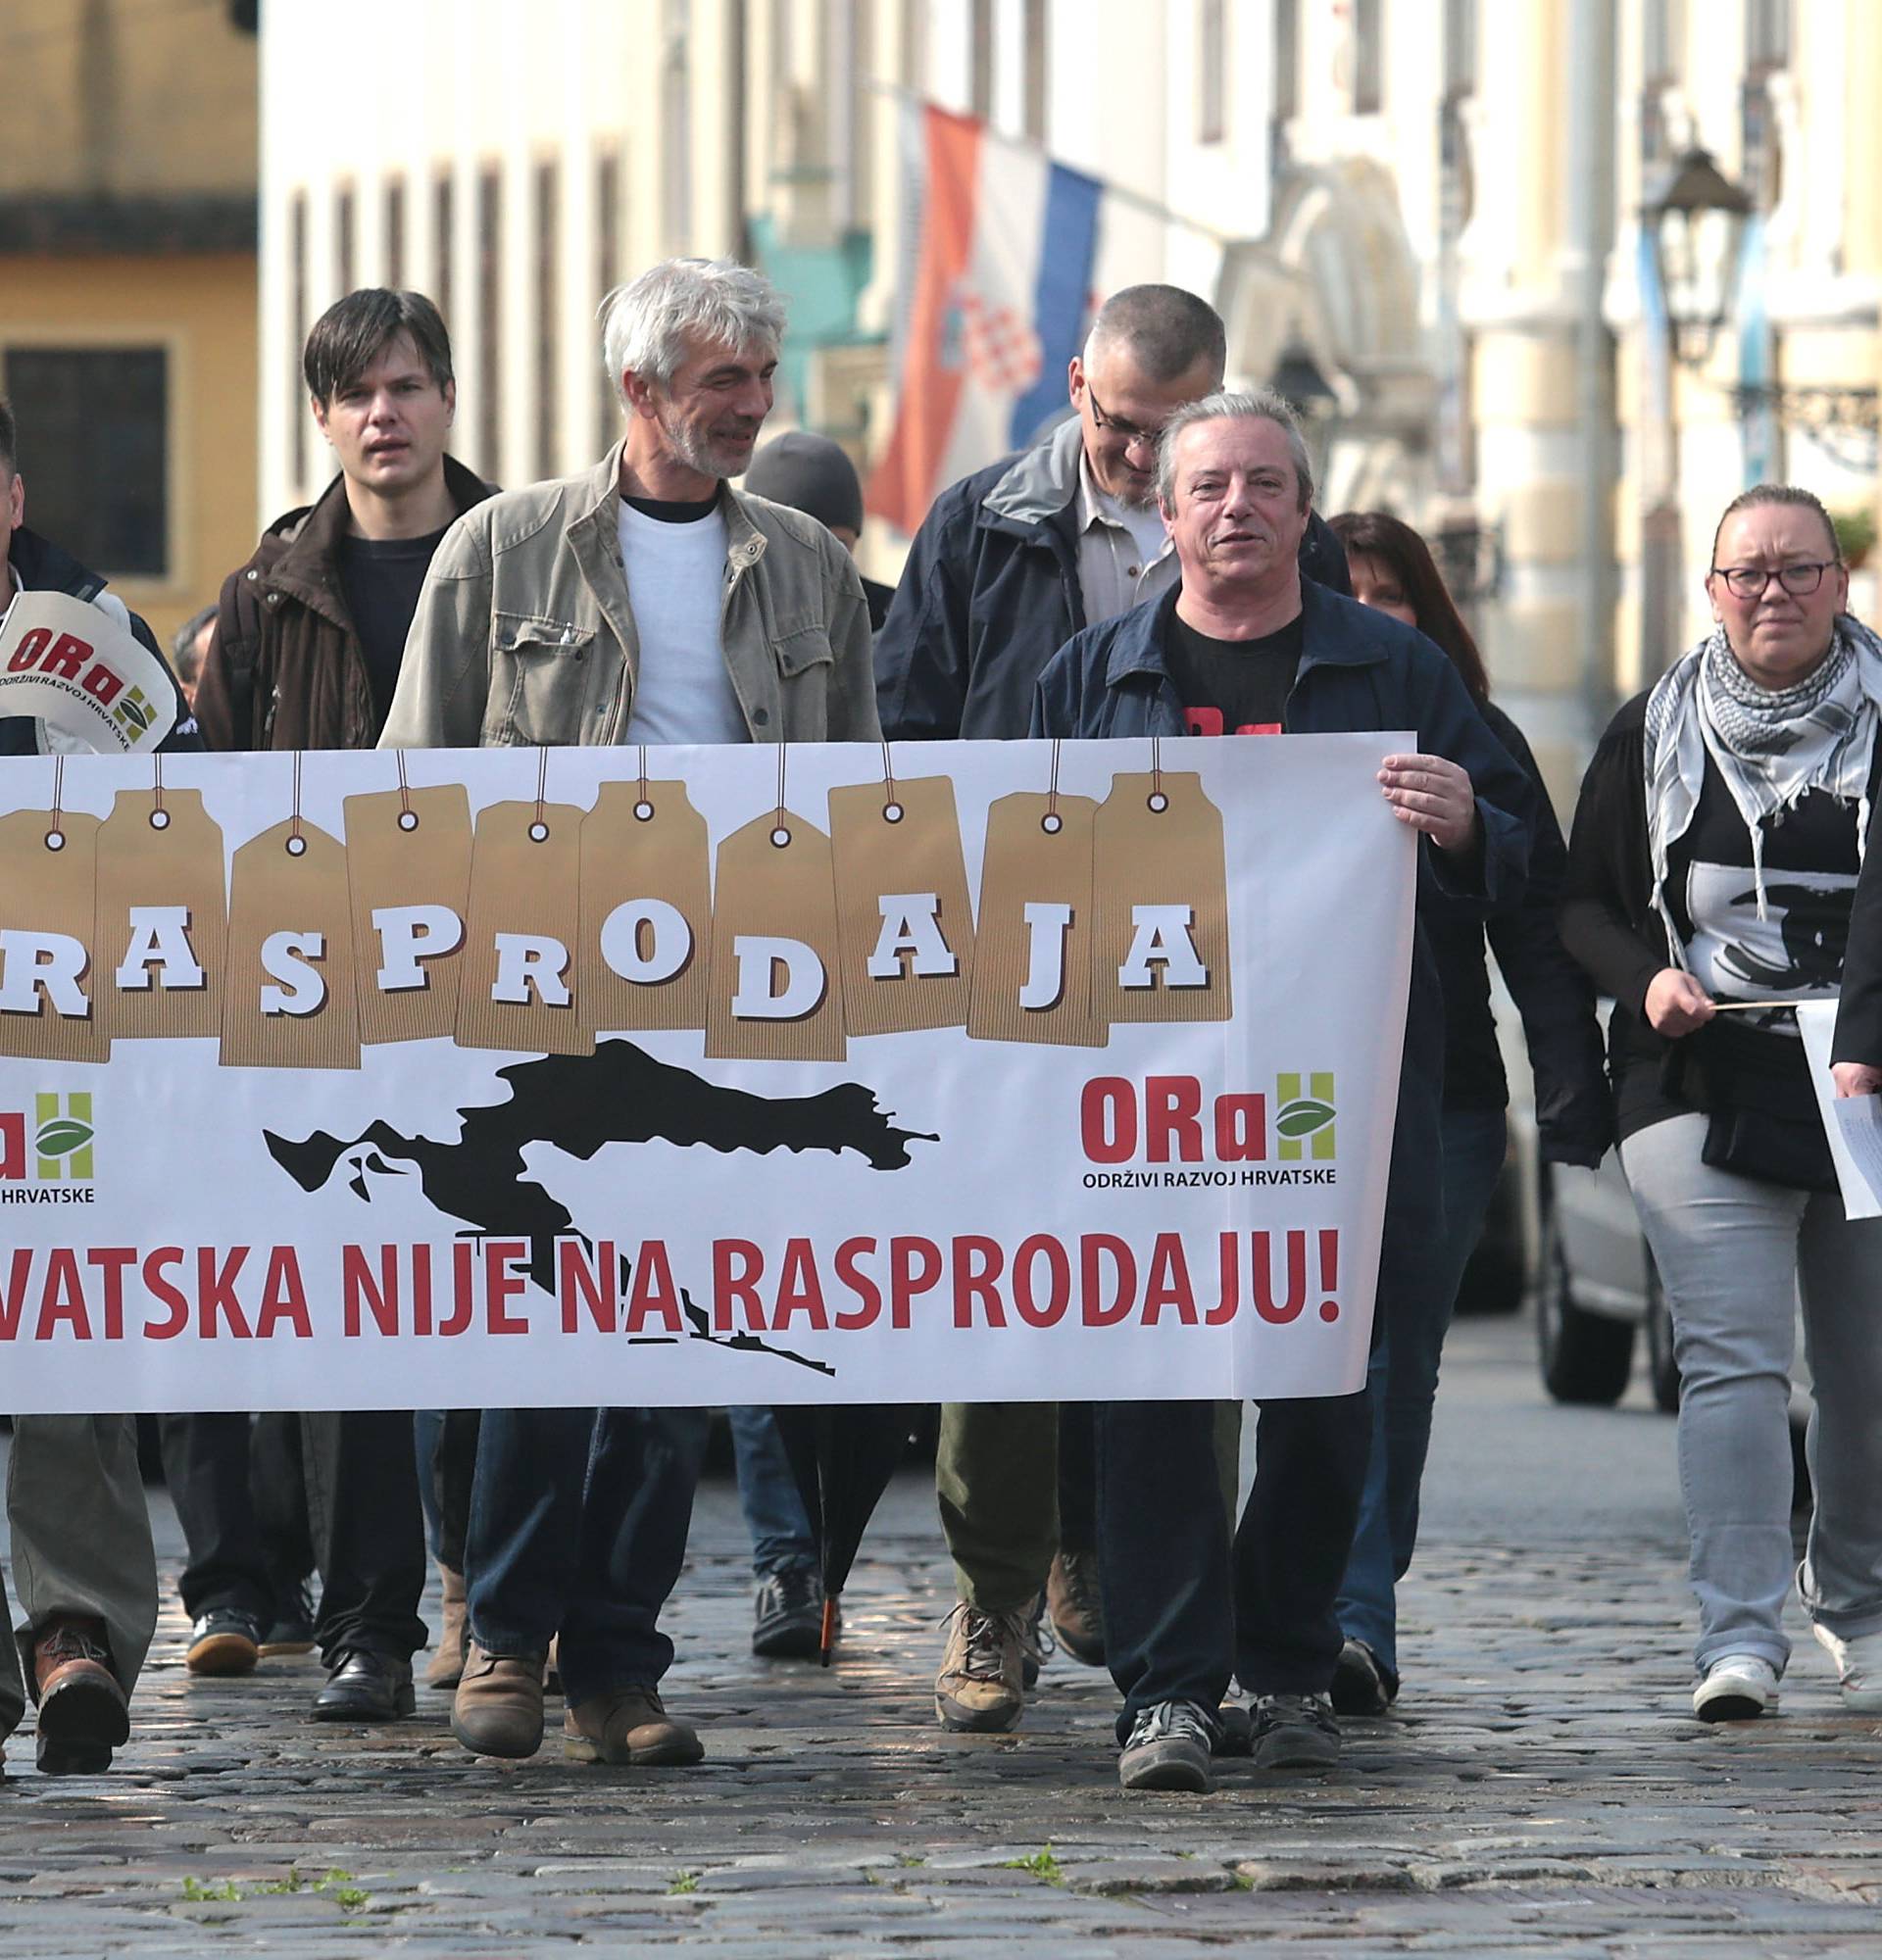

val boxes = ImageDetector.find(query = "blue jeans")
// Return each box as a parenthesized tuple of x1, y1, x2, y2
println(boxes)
(464, 1406, 710, 1706)
(728, 1406, 817, 1580)
(1337, 1105, 1509, 1677)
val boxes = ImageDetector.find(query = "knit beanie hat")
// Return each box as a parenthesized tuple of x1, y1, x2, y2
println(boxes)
(743, 431, 865, 534)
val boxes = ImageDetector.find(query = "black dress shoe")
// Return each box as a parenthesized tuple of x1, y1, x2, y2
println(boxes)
(752, 1566, 828, 1660)
(312, 1649, 415, 1722)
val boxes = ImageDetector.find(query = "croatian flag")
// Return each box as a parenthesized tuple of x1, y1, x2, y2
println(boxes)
(868, 105, 1105, 536)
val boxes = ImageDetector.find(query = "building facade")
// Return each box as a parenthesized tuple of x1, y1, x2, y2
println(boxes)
(2, 0, 260, 650)
(256, 0, 1882, 799)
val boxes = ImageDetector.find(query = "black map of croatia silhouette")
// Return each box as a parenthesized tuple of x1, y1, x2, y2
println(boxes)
(264, 1038, 937, 1377)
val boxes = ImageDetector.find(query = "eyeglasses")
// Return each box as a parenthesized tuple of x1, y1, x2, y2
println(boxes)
(1085, 386, 1166, 455)
(1708, 561, 1838, 600)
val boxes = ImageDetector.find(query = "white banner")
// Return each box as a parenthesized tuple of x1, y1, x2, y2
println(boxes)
(0, 736, 1413, 1411)
(0, 590, 178, 754)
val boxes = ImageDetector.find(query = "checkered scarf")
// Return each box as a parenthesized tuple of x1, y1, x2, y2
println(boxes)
(1643, 614, 1882, 945)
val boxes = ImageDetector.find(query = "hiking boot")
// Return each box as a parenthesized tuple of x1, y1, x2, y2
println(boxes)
(934, 1602, 1029, 1733)
(184, 1606, 263, 1678)
(1118, 1698, 1216, 1793)
(451, 1642, 546, 1758)
(1693, 1652, 1779, 1722)
(752, 1566, 828, 1660)
(1047, 1549, 1106, 1667)
(564, 1686, 704, 1766)
(32, 1618, 129, 1775)
(1330, 1638, 1398, 1716)
(1250, 1692, 1342, 1769)
(1812, 1623, 1882, 1714)
(425, 1565, 468, 1690)
(259, 1575, 317, 1657)
(1021, 1590, 1050, 1688)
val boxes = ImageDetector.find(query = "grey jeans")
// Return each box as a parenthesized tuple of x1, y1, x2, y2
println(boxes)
(1620, 1113, 1882, 1676)
(0, 1416, 159, 1739)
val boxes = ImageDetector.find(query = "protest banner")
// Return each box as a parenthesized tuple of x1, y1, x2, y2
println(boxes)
(0, 734, 1413, 1413)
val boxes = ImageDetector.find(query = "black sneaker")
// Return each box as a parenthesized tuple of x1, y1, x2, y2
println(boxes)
(1251, 1692, 1341, 1769)
(752, 1567, 827, 1660)
(1118, 1698, 1218, 1793)
(260, 1577, 317, 1657)
(1330, 1639, 1398, 1716)
(184, 1607, 263, 1677)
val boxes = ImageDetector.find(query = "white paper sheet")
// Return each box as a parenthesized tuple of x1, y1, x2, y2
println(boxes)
(1796, 1000, 1882, 1220)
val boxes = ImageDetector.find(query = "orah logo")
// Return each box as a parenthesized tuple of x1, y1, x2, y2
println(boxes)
(1275, 1072, 1336, 1162)
(0, 1093, 95, 1182)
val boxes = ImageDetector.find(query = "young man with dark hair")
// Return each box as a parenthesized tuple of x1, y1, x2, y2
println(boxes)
(195, 287, 494, 750)
(174, 292, 495, 1727)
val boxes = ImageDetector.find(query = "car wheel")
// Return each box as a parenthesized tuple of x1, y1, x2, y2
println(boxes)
(1645, 1264, 1680, 1413)
(1536, 1199, 1635, 1406)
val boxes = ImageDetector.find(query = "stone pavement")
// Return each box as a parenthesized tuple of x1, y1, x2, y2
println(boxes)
(2, 1316, 1880, 1956)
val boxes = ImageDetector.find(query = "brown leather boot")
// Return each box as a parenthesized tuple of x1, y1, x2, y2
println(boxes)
(32, 1617, 129, 1775)
(450, 1642, 546, 1758)
(424, 1566, 468, 1690)
(1047, 1549, 1108, 1667)
(563, 1686, 703, 1766)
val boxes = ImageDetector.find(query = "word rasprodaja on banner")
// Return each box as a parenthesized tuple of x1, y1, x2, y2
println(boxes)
(0, 736, 1415, 1414)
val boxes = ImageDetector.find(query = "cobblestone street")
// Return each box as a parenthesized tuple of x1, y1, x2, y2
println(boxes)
(3, 1315, 1879, 1956)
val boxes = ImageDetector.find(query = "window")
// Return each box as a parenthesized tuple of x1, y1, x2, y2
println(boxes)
(1023, 0, 1049, 141)
(1444, 0, 1477, 98)
(1354, 0, 1384, 115)
(1198, 0, 1225, 145)
(1273, 0, 1299, 122)
(970, 0, 993, 120)
(336, 182, 356, 294)
(477, 167, 501, 478)
(433, 171, 456, 328)
(289, 190, 309, 489)
(535, 159, 560, 479)
(2, 348, 168, 577)
(1747, 0, 1789, 73)
(385, 176, 406, 288)
(596, 145, 622, 457)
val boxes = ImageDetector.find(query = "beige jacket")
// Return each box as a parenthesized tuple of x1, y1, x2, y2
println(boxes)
(379, 446, 879, 749)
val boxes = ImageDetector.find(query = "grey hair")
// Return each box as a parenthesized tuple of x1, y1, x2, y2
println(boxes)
(599, 258, 787, 403)
(1155, 389, 1313, 513)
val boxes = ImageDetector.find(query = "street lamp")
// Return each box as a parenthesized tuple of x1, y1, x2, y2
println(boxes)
(1642, 146, 1753, 368)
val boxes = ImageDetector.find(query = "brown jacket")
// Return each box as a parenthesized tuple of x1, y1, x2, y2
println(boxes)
(195, 455, 495, 751)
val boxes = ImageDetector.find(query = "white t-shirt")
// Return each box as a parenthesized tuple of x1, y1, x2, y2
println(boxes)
(617, 499, 748, 746)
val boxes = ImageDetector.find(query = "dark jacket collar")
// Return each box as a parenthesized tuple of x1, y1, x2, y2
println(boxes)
(976, 416, 1084, 536)
(263, 454, 496, 622)
(1100, 575, 1393, 691)
(7, 523, 105, 603)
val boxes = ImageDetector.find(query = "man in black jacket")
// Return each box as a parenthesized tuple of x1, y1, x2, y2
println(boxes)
(0, 395, 173, 1774)
(876, 289, 1354, 1736)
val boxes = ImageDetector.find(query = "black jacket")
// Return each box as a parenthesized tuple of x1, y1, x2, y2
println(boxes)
(1, 524, 198, 756)
(1561, 687, 1882, 1125)
(1832, 801, 1882, 1066)
(875, 415, 1351, 742)
(1426, 700, 1610, 1163)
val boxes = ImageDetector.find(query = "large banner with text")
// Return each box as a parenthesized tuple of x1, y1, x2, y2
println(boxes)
(0, 735, 1413, 1411)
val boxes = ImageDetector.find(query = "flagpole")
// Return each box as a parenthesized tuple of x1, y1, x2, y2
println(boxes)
(859, 76, 1243, 248)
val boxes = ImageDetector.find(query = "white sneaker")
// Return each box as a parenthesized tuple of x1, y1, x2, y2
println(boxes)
(1811, 1623, 1882, 1713)
(1693, 1652, 1779, 1722)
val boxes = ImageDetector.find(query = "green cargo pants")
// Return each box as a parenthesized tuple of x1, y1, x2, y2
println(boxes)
(936, 1400, 1243, 1612)
(0, 1415, 159, 1740)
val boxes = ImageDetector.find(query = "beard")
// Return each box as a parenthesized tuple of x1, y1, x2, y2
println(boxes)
(660, 404, 760, 483)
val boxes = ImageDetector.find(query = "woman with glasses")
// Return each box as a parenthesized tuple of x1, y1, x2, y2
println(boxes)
(1560, 483, 1882, 1720)
(1326, 512, 1610, 1714)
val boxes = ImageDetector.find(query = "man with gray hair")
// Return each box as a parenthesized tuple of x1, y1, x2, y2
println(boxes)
(1031, 389, 1536, 1792)
(384, 258, 877, 1770)
(876, 287, 1350, 1739)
